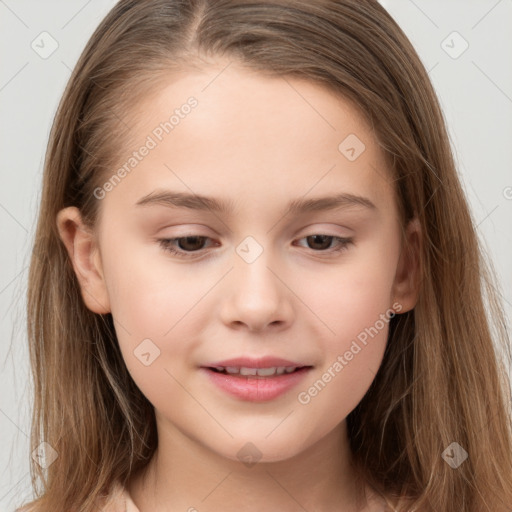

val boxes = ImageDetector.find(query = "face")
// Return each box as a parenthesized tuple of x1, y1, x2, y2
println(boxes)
(58, 60, 418, 464)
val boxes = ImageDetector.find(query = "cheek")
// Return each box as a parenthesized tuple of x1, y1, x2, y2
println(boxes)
(300, 241, 399, 343)
(100, 242, 222, 399)
(293, 237, 398, 410)
(296, 284, 393, 434)
(102, 243, 201, 335)
(99, 248, 193, 375)
(105, 266, 195, 405)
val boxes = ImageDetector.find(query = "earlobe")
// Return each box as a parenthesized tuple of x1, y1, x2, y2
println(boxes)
(56, 207, 111, 314)
(392, 217, 422, 314)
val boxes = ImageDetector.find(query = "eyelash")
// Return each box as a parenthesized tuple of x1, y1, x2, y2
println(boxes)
(157, 234, 353, 259)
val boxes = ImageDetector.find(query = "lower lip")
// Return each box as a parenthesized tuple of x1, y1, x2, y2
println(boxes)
(200, 367, 312, 402)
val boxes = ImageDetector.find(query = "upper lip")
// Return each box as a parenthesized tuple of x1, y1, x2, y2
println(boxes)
(201, 357, 312, 369)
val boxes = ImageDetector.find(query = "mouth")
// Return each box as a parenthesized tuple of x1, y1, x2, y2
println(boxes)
(200, 364, 314, 402)
(206, 365, 311, 377)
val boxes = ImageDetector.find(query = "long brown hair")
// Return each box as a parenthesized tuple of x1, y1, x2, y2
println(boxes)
(20, 1, 512, 510)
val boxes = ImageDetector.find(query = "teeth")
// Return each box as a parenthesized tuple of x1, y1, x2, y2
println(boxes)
(240, 367, 258, 376)
(213, 366, 299, 376)
(256, 367, 278, 376)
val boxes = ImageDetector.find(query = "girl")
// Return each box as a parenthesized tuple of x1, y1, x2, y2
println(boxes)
(19, 0, 512, 511)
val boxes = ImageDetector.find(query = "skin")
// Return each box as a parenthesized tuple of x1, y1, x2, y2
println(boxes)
(57, 59, 420, 512)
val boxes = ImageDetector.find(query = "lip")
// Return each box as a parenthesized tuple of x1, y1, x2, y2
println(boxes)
(199, 356, 313, 402)
(201, 356, 307, 368)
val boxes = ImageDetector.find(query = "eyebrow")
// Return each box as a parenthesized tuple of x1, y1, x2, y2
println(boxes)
(135, 190, 377, 216)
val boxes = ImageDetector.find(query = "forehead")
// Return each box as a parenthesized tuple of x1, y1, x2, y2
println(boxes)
(134, 62, 374, 147)
(102, 61, 395, 217)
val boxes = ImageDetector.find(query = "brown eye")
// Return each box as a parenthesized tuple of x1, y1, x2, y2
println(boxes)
(294, 234, 353, 255)
(305, 235, 334, 250)
(175, 236, 208, 251)
(158, 236, 215, 259)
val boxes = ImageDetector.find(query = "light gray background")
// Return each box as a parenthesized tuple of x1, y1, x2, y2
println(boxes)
(1, 1, 511, 510)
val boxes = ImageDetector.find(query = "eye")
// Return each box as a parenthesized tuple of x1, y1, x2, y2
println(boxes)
(294, 235, 353, 255)
(157, 233, 353, 260)
(158, 235, 215, 259)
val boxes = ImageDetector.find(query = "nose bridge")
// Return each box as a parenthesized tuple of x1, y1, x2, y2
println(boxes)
(219, 234, 293, 330)
(233, 234, 281, 303)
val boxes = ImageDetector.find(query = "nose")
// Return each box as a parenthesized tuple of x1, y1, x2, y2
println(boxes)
(218, 246, 294, 333)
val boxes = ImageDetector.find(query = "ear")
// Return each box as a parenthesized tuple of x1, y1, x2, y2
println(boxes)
(391, 217, 421, 314)
(56, 207, 111, 314)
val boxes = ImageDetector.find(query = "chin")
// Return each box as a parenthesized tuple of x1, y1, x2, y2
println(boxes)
(211, 436, 307, 467)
